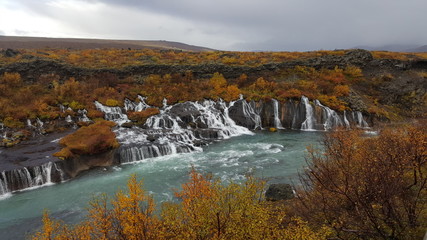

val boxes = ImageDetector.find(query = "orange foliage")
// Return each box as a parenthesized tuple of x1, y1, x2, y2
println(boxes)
(332, 84, 350, 97)
(294, 125, 427, 239)
(33, 170, 331, 239)
(128, 108, 160, 124)
(53, 120, 119, 159)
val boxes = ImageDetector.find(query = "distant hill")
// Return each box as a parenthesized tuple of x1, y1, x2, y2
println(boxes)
(355, 44, 427, 52)
(405, 45, 427, 52)
(0, 36, 215, 52)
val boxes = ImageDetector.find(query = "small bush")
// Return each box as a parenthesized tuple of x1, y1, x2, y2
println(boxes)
(53, 120, 119, 159)
(128, 108, 160, 124)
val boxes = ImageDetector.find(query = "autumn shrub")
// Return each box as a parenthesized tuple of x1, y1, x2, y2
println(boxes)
(53, 120, 119, 159)
(293, 125, 427, 239)
(105, 99, 120, 107)
(86, 109, 105, 119)
(2, 117, 25, 128)
(0, 72, 22, 88)
(33, 170, 331, 240)
(128, 108, 160, 125)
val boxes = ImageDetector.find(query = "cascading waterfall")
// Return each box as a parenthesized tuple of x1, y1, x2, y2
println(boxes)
(36, 118, 43, 128)
(95, 101, 128, 124)
(0, 171, 9, 195)
(0, 95, 372, 196)
(65, 115, 73, 123)
(300, 96, 315, 130)
(27, 119, 33, 128)
(124, 95, 151, 112)
(355, 111, 369, 128)
(0, 162, 64, 196)
(112, 99, 254, 164)
(343, 110, 350, 127)
(77, 109, 91, 122)
(162, 98, 168, 108)
(314, 100, 347, 130)
(33, 162, 53, 186)
(244, 101, 262, 129)
(272, 99, 284, 129)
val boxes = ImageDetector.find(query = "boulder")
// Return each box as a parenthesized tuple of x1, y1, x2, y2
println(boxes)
(265, 183, 294, 201)
(168, 102, 201, 124)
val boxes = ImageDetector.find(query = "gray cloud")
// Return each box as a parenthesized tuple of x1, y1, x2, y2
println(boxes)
(2, 0, 427, 51)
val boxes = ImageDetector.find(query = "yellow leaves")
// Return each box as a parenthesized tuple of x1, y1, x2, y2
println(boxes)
(0, 72, 22, 88)
(105, 99, 120, 107)
(112, 175, 159, 240)
(33, 171, 330, 240)
(333, 85, 350, 97)
(208, 73, 241, 101)
(317, 95, 347, 111)
(282, 218, 332, 240)
(3, 116, 25, 128)
(344, 65, 363, 78)
(209, 72, 227, 91)
(223, 85, 241, 102)
(32, 210, 60, 240)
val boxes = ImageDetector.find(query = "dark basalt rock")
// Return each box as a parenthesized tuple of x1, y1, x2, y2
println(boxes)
(343, 49, 374, 66)
(168, 102, 201, 124)
(228, 100, 257, 129)
(260, 100, 276, 128)
(146, 134, 157, 142)
(265, 183, 294, 201)
(2, 48, 20, 57)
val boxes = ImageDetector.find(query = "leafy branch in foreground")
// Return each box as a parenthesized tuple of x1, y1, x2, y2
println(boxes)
(32, 170, 330, 240)
(292, 124, 427, 239)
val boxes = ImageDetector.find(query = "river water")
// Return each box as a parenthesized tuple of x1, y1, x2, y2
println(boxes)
(0, 130, 322, 239)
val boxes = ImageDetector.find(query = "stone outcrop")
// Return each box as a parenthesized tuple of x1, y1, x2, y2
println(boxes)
(265, 183, 294, 201)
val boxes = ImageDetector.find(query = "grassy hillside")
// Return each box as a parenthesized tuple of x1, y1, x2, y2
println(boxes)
(0, 47, 426, 135)
(0, 36, 214, 51)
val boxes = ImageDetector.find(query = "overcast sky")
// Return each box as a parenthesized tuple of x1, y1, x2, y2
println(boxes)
(1, 0, 426, 51)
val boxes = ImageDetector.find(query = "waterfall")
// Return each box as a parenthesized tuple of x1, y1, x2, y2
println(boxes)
(95, 101, 129, 125)
(59, 104, 66, 113)
(77, 109, 91, 122)
(0, 162, 64, 196)
(242, 100, 262, 129)
(98, 96, 370, 165)
(0, 171, 9, 195)
(300, 96, 315, 131)
(314, 100, 345, 130)
(162, 98, 168, 108)
(272, 99, 284, 129)
(124, 95, 151, 112)
(33, 162, 53, 186)
(36, 118, 43, 128)
(27, 119, 33, 128)
(65, 115, 73, 123)
(343, 110, 350, 127)
(355, 111, 369, 128)
(115, 99, 253, 164)
(194, 100, 253, 138)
